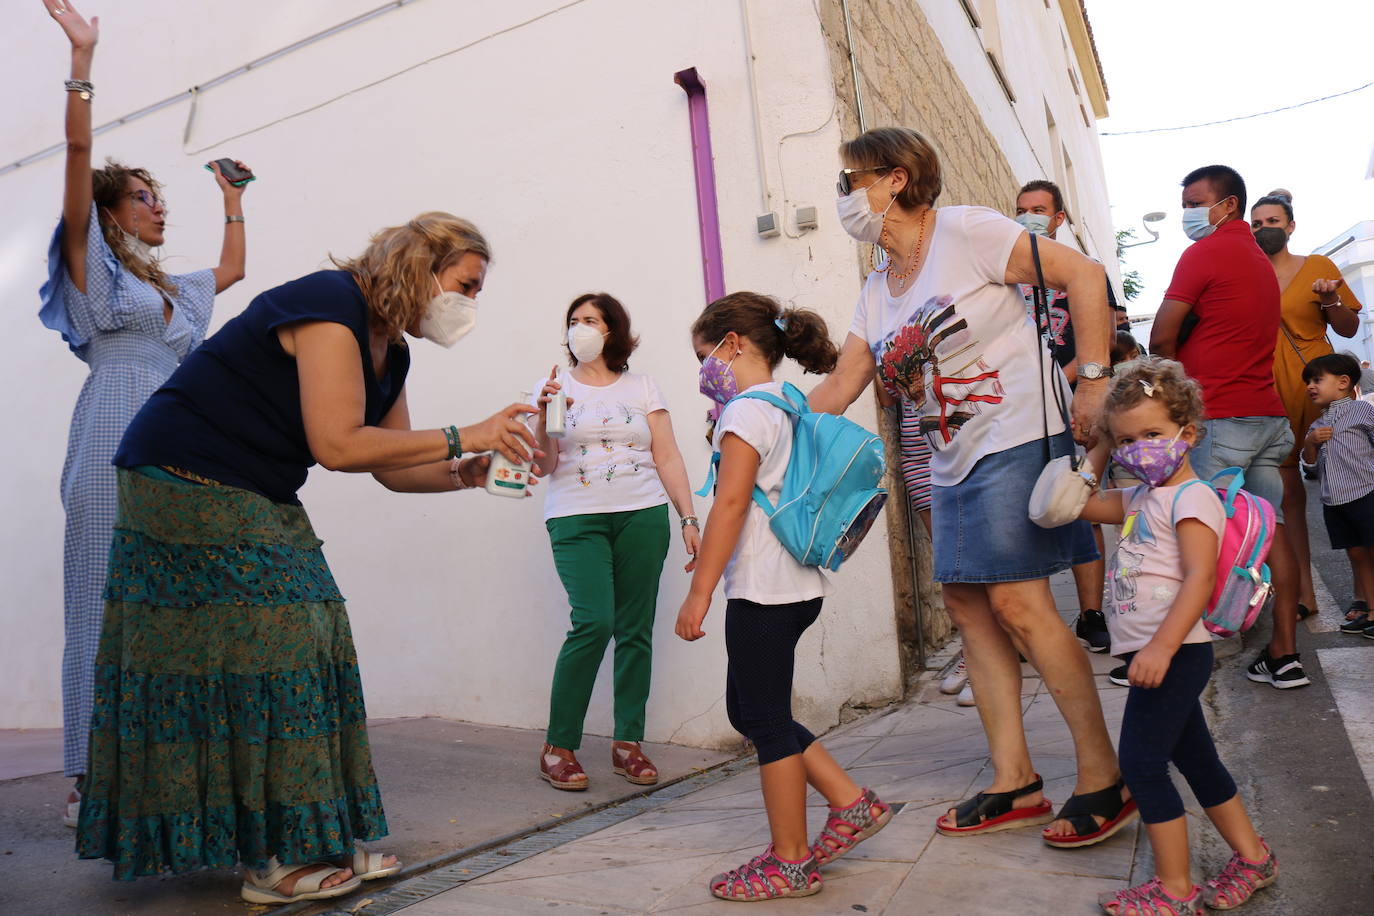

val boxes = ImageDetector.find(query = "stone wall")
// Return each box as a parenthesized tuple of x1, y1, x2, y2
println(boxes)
(817, 0, 1032, 669)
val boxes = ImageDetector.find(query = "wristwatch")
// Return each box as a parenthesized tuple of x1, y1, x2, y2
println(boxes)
(1078, 362, 1113, 381)
(680, 515, 700, 529)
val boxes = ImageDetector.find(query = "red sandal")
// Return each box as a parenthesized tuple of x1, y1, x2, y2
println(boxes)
(611, 741, 659, 786)
(539, 744, 589, 791)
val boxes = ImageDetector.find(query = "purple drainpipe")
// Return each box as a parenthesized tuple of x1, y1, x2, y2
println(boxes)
(674, 67, 726, 305)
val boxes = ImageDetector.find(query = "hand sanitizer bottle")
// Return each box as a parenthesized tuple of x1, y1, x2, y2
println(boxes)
(546, 371, 567, 439)
(486, 392, 534, 499)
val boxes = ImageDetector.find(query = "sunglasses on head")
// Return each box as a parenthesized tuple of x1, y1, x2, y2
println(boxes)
(836, 166, 890, 196)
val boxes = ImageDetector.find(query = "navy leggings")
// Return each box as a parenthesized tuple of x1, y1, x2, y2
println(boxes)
(1118, 642, 1238, 824)
(724, 598, 821, 765)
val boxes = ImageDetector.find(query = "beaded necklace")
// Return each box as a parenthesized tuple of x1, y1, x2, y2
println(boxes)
(877, 209, 930, 289)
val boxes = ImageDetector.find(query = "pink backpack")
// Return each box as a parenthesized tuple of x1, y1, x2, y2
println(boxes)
(1174, 468, 1276, 637)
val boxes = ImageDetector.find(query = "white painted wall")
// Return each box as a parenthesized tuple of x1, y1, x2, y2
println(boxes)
(919, 0, 1120, 280)
(1317, 221, 1374, 364)
(0, 0, 903, 747)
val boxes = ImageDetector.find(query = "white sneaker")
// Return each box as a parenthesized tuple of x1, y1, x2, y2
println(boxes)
(940, 653, 969, 695)
(956, 682, 976, 707)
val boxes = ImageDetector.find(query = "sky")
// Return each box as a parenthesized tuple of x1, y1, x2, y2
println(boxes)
(1086, 0, 1374, 317)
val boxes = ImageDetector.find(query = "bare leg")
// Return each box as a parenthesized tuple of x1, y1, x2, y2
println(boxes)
(800, 742, 861, 808)
(1279, 467, 1317, 609)
(984, 578, 1122, 837)
(940, 583, 1039, 811)
(1145, 817, 1196, 899)
(759, 755, 811, 860)
(1202, 795, 1267, 862)
(1349, 547, 1374, 610)
(1266, 524, 1301, 658)
(1071, 528, 1106, 612)
(917, 508, 931, 537)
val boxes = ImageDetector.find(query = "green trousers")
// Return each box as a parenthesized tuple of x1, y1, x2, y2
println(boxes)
(545, 504, 670, 750)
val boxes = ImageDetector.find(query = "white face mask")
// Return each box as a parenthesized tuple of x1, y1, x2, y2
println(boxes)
(836, 176, 894, 243)
(567, 322, 607, 362)
(105, 207, 156, 266)
(418, 274, 478, 348)
(1181, 199, 1227, 241)
(1015, 212, 1052, 236)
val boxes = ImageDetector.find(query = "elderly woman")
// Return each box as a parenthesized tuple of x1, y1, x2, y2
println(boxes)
(810, 127, 1134, 848)
(76, 211, 538, 906)
(530, 293, 700, 790)
(40, 0, 250, 826)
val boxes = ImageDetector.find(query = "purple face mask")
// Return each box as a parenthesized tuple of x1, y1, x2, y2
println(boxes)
(699, 338, 739, 406)
(1111, 434, 1191, 488)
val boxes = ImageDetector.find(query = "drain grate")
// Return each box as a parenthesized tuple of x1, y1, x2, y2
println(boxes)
(306, 755, 758, 916)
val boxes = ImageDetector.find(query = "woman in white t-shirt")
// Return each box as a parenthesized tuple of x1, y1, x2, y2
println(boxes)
(530, 293, 701, 792)
(808, 127, 1130, 848)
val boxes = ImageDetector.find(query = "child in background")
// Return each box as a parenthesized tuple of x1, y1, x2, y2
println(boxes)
(1111, 330, 1141, 371)
(1299, 353, 1374, 639)
(676, 292, 891, 902)
(1080, 358, 1276, 914)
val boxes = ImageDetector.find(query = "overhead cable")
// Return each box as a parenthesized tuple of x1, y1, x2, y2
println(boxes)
(1101, 80, 1374, 136)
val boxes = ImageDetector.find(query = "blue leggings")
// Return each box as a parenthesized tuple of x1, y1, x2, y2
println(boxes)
(724, 598, 821, 765)
(1118, 642, 1238, 824)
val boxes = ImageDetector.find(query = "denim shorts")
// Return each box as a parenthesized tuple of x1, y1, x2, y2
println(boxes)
(931, 432, 1099, 584)
(1189, 416, 1293, 524)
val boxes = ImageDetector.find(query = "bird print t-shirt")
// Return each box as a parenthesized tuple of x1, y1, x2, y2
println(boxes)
(1106, 482, 1225, 656)
(539, 371, 669, 521)
(849, 205, 1066, 487)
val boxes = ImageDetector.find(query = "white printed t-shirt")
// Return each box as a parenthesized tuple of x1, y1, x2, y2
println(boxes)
(713, 382, 829, 604)
(849, 205, 1065, 487)
(540, 371, 669, 521)
(1106, 482, 1226, 656)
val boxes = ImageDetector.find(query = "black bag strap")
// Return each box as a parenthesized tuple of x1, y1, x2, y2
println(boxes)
(1029, 234, 1074, 466)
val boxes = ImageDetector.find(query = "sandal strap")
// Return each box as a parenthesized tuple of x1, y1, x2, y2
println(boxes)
(1054, 779, 1127, 834)
(612, 743, 657, 777)
(952, 775, 1044, 828)
(712, 847, 815, 900)
(815, 788, 886, 855)
(542, 747, 587, 783)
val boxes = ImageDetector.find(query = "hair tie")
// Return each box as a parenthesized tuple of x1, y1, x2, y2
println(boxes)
(1140, 380, 1158, 397)
(774, 316, 789, 332)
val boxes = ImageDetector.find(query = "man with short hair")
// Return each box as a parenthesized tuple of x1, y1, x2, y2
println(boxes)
(1151, 164, 1308, 689)
(1015, 179, 1129, 658)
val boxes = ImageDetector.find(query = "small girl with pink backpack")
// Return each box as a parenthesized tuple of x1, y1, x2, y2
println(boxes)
(1078, 357, 1277, 914)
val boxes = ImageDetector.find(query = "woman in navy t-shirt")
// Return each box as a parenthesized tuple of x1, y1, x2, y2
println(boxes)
(78, 212, 538, 906)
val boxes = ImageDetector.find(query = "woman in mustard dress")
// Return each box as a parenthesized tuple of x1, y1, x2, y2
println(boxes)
(1251, 190, 1363, 617)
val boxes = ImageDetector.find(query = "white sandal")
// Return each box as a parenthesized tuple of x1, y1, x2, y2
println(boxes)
(240, 857, 361, 905)
(350, 841, 402, 881)
(62, 790, 80, 829)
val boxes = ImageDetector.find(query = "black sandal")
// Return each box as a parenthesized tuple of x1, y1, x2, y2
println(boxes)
(1042, 779, 1138, 848)
(936, 775, 1054, 836)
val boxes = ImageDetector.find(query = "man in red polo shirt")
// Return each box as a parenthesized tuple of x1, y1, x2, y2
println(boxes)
(1151, 164, 1307, 689)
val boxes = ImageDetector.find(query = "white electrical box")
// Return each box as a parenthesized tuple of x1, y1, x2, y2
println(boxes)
(795, 205, 818, 231)
(756, 212, 780, 238)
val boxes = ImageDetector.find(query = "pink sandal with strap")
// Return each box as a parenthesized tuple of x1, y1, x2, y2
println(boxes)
(709, 845, 821, 901)
(810, 787, 893, 865)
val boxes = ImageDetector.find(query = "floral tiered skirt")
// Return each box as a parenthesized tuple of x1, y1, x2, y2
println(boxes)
(76, 468, 387, 880)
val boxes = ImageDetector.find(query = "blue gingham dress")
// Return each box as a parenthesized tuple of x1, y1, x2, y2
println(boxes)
(39, 203, 215, 776)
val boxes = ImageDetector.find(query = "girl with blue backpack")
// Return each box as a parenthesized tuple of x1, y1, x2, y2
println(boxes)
(1081, 358, 1277, 915)
(676, 292, 892, 902)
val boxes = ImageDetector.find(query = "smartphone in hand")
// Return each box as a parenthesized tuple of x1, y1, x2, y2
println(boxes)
(205, 158, 255, 187)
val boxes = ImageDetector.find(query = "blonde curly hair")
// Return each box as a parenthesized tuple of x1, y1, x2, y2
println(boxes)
(1104, 356, 1206, 437)
(332, 212, 491, 342)
(92, 160, 177, 298)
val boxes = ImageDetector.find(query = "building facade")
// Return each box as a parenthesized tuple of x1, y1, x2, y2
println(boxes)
(1, 0, 1113, 749)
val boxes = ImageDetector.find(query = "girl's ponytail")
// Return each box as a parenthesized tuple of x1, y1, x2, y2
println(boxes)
(778, 308, 838, 375)
(692, 292, 837, 374)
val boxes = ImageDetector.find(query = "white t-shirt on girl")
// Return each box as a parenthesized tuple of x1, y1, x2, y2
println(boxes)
(713, 382, 830, 604)
(1106, 482, 1226, 656)
(849, 205, 1067, 487)
(539, 371, 670, 521)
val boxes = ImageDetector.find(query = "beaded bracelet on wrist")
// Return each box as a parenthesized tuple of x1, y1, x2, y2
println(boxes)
(443, 425, 462, 460)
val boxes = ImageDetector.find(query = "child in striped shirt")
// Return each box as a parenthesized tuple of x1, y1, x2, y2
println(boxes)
(1300, 353, 1374, 638)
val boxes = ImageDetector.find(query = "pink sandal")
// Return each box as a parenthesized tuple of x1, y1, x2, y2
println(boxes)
(810, 787, 892, 865)
(709, 845, 821, 901)
(1098, 877, 1203, 915)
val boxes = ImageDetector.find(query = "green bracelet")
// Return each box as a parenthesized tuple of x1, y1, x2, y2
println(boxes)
(444, 425, 462, 460)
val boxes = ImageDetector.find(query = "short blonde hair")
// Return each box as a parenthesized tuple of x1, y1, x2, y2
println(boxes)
(333, 212, 491, 342)
(1105, 356, 1206, 435)
(840, 127, 943, 209)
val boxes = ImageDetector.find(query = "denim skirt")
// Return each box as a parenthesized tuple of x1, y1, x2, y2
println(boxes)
(931, 432, 1098, 584)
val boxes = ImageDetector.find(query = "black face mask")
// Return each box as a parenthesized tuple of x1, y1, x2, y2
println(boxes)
(1253, 227, 1288, 255)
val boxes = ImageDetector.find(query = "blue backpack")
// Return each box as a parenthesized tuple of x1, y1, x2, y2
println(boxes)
(696, 382, 889, 571)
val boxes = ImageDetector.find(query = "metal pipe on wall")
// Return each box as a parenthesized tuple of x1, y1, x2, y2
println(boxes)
(839, 0, 868, 131)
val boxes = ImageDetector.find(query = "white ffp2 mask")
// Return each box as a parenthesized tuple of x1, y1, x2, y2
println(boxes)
(419, 274, 478, 347)
(567, 323, 607, 362)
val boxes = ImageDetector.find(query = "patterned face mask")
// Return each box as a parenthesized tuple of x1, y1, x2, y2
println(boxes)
(1111, 433, 1191, 488)
(698, 338, 740, 406)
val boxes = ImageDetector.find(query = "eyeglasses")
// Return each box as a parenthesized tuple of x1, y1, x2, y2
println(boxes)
(836, 166, 890, 196)
(128, 189, 164, 210)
